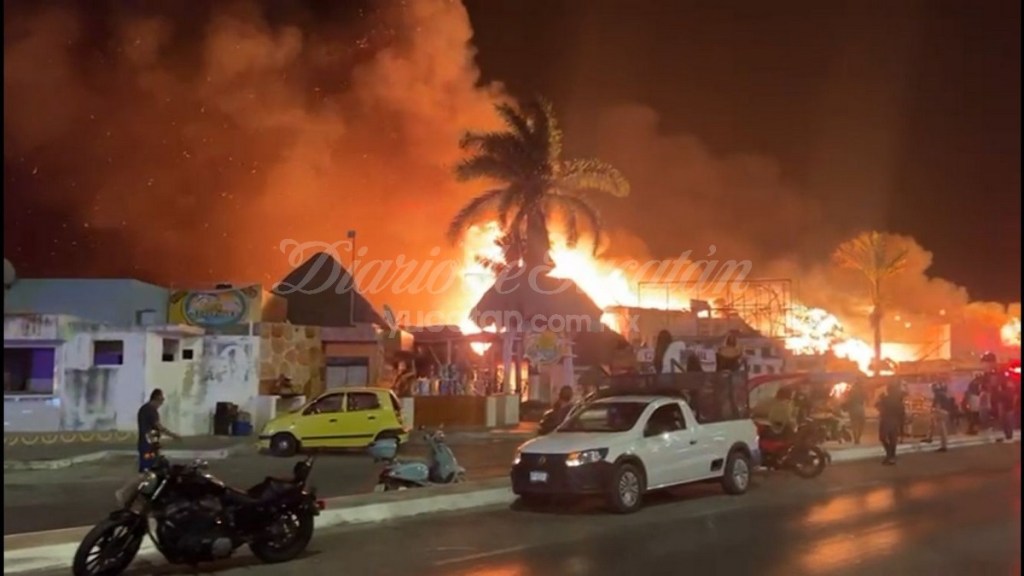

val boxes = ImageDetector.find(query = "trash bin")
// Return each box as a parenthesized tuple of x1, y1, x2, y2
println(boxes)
(214, 402, 238, 436)
(231, 411, 253, 437)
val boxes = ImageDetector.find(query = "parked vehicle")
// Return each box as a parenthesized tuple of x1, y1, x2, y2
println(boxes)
(370, 428, 466, 491)
(811, 413, 853, 444)
(73, 432, 323, 576)
(260, 387, 409, 456)
(756, 419, 830, 479)
(511, 394, 760, 513)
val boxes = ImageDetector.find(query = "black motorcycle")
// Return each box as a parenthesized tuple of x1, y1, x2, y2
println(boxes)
(72, 433, 323, 576)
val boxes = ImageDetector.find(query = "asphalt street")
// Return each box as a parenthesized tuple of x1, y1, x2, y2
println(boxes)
(2, 438, 520, 535)
(36, 443, 1020, 576)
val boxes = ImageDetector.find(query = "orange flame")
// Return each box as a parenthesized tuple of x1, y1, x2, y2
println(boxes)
(453, 221, 910, 372)
(1001, 317, 1021, 348)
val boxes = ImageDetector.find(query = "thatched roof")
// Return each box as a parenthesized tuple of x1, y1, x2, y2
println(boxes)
(273, 252, 384, 327)
(468, 268, 603, 332)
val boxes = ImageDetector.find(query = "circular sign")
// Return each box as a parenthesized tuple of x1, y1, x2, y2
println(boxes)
(525, 330, 564, 365)
(182, 291, 248, 327)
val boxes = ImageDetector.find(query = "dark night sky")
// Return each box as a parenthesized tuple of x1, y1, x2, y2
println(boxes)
(3, 0, 1021, 304)
(464, 0, 1021, 301)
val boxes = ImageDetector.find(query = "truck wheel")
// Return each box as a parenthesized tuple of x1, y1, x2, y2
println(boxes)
(721, 450, 752, 495)
(270, 433, 299, 457)
(607, 463, 645, 514)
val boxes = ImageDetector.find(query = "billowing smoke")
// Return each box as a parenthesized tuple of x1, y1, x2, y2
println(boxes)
(4, 0, 502, 313)
(4, 0, 1018, 349)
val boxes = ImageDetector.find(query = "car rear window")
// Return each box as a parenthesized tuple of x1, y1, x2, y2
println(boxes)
(347, 392, 381, 412)
(560, 402, 647, 433)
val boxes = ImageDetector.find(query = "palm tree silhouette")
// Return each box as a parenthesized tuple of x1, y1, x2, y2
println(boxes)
(448, 98, 630, 270)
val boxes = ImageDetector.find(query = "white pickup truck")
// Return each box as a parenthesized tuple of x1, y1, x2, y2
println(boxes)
(510, 394, 760, 513)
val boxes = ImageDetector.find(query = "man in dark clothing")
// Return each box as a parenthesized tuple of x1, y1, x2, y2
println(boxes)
(876, 383, 906, 465)
(993, 376, 1017, 442)
(137, 389, 179, 473)
(925, 380, 950, 452)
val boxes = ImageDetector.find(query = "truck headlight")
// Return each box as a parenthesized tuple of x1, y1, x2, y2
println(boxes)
(566, 449, 608, 467)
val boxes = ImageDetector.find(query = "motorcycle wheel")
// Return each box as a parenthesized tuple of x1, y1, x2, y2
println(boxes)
(249, 509, 315, 564)
(383, 478, 409, 491)
(72, 517, 145, 576)
(792, 446, 828, 479)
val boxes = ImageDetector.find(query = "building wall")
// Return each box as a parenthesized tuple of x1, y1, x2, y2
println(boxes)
(145, 333, 205, 436)
(62, 330, 147, 432)
(258, 323, 324, 397)
(199, 335, 260, 424)
(4, 279, 169, 325)
(4, 316, 148, 433)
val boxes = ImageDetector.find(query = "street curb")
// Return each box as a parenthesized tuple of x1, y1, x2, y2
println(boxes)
(828, 435, 1019, 463)
(2, 478, 512, 574)
(2, 443, 257, 471)
(3, 438, 1017, 574)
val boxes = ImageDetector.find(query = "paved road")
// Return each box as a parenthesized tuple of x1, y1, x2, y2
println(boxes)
(2, 439, 521, 535)
(47, 443, 1019, 576)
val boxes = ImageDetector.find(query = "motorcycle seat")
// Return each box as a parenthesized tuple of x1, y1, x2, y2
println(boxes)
(246, 477, 296, 500)
(225, 487, 262, 506)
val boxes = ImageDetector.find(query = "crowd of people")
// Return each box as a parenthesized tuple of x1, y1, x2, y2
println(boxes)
(751, 367, 1020, 467)
(849, 368, 1019, 465)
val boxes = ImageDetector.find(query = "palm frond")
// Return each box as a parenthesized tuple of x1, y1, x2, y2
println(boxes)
(548, 194, 604, 255)
(459, 131, 531, 169)
(520, 98, 558, 175)
(559, 159, 631, 198)
(446, 188, 508, 244)
(494, 102, 533, 141)
(454, 154, 522, 183)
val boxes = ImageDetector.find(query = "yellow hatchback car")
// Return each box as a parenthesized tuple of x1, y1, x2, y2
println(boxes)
(259, 387, 409, 456)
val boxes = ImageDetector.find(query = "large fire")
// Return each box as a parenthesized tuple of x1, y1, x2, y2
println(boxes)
(452, 221, 911, 373)
(1001, 317, 1021, 348)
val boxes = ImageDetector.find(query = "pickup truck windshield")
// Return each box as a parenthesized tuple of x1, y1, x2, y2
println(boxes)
(560, 402, 647, 433)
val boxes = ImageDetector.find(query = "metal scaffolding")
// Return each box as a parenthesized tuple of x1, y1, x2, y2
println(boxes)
(637, 278, 794, 339)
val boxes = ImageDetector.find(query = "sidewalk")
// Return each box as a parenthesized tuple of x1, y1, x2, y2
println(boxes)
(3, 436, 254, 471)
(2, 425, 537, 471)
(2, 438, 521, 535)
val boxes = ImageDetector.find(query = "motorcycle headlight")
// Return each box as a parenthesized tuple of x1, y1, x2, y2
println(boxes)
(137, 471, 160, 496)
(566, 449, 608, 467)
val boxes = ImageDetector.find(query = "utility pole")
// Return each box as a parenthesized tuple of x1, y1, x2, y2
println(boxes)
(347, 230, 357, 327)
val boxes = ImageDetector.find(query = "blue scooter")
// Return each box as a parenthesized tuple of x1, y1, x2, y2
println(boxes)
(369, 427, 465, 492)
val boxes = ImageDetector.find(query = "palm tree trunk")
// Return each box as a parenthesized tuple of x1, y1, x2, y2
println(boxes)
(523, 207, 552, 270)
(870, 305, 883, 375)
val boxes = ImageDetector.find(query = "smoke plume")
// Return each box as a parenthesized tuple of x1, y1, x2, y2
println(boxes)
(4, 0, 501, 313)
(4, 0, 1018, 347)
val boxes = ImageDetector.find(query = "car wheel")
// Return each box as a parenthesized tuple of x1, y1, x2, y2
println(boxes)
(607, 463, 645, 514)
(270, 433, 299, 457)
(374, 431, 401, 447)
(721, 450, 752, 495)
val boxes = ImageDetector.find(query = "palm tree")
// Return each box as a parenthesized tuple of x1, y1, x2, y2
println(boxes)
(832, 231, 909, 375)
(448, 98, 630, 269)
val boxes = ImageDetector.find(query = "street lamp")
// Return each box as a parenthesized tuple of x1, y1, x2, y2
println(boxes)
(347, 230, 357, 327)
